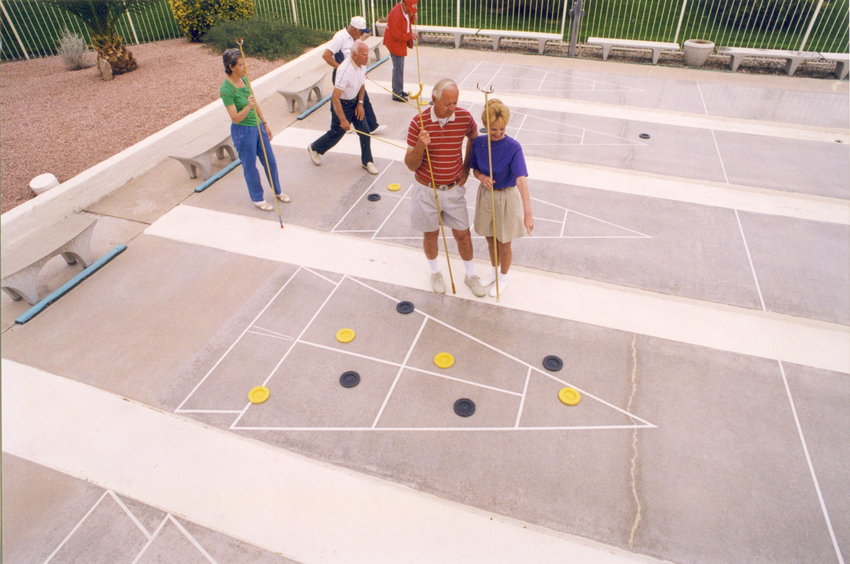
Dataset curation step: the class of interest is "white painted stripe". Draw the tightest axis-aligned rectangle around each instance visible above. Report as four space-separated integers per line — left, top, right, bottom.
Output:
778 361 846 564
3 360 667 564
42 490 111 564
735 209 766 311
145 205 850 374
274 127 850 225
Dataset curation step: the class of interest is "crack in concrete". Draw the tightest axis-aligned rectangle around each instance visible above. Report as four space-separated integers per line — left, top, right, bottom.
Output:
627 333 642 550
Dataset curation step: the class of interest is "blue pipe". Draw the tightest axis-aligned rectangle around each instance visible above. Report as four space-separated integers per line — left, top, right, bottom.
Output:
15 244 128 325
195 158 242 193
297 56 390 121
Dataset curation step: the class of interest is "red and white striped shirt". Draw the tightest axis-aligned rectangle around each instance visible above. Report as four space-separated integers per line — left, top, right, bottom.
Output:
407 107 477 186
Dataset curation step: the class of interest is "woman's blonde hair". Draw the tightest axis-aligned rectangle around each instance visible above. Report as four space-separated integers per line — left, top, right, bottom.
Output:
482 99 510 129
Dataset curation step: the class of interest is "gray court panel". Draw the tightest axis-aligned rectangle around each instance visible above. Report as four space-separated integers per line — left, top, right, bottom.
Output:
135 519 212 564
404 316 530 394
699 82 850 129
298 277 427 365
3 455 108 564
715 131 850 199
782 362 850 563
501 181 764 310
511 108 728 184
634 337 841 564
237 342 399 428
375 368 521 428
180 330 293 411
738 212 850 324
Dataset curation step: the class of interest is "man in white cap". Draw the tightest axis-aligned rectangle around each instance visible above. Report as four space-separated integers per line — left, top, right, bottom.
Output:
308 41 379 175
322 16 385 135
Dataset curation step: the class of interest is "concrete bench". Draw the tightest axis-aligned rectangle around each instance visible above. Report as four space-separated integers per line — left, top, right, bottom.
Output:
716 46 821 76
586 37 680 64
277 70 327 114
1 214 97 305
169 127 236 180
363 34 383 63
820 52 849 80
375 22 561 54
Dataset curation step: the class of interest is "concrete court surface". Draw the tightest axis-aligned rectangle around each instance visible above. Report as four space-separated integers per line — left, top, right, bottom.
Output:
2 45 849 564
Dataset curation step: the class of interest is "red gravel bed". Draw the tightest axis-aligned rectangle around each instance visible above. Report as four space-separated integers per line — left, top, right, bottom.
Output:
0 39 281 214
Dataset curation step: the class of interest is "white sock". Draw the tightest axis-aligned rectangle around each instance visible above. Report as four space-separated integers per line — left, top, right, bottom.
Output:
428 258 441 274
497 270 509 282
464 260 476 278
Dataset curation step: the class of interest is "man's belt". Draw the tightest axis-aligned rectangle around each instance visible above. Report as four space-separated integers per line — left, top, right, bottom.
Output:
417 178 458 191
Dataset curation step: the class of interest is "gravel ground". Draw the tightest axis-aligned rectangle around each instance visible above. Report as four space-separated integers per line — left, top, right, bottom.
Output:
0 39 280 214
1 36 841 214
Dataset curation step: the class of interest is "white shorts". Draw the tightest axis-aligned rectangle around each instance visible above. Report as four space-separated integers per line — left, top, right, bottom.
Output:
409 181 471 232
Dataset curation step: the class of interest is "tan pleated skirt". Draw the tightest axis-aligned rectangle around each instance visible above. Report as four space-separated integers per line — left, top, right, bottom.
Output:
473 184 526 243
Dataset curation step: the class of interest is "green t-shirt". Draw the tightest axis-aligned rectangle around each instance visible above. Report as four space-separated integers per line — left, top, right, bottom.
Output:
220 77 257 127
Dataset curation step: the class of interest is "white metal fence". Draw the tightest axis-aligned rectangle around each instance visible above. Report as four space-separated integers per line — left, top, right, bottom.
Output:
1 0 847 61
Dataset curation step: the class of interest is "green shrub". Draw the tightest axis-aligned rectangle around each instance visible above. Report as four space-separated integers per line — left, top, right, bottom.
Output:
169 0 255 42
698 0 818 32
204 16 332 60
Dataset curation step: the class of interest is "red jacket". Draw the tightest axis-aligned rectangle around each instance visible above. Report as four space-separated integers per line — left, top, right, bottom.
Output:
383 2 416 57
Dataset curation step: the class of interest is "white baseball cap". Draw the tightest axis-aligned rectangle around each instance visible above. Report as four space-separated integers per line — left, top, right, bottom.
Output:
350 16 370 33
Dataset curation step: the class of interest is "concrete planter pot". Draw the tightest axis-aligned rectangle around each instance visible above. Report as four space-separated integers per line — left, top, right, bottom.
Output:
684 39 715 68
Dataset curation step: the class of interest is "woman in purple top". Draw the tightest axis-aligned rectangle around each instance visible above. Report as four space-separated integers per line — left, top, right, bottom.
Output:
470 99 534 297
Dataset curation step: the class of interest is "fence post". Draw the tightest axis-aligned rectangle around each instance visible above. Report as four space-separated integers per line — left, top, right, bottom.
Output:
0 0 30 59
126 13 140 44
568 0 584 57
289 0 299 24
797 0 825 52
673 0 687 44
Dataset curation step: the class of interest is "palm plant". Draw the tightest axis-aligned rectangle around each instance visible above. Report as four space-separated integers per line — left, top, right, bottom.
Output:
42 1 160 74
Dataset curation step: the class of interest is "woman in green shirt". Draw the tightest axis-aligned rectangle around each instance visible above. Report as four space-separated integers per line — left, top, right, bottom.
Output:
221 48 289 210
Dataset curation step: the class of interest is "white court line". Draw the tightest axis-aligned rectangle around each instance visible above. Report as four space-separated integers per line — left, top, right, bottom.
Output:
735 209 766 311
404 365 524 397
130 514 170 564
175 266 303 412
247 330 294 342
778 361 846 564
710 129 730 184
230 271 344 429
168 514 219 564
330 167 393 232
346 275 655 427
109 490 154 540
696 81 710 116
42 490 111 564
515 367 532 428
251 326 294 340
302 266 341 285
372 183 413 239
372 316 428 427
233 425 655 432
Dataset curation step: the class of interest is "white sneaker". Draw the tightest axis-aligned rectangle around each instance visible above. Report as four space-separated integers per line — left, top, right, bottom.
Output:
307 144 321 166
371 125 388 135
363 162 379 175
480 270 497 287
464 275 486 298
489 278 508 297
431 272 446 294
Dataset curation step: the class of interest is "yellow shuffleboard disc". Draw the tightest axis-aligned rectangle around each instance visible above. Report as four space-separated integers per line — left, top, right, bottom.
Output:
249 386 270 404
419 99 430 106
434 352 455 369
388 183 401 191
558 387 581 406
336 328 356 343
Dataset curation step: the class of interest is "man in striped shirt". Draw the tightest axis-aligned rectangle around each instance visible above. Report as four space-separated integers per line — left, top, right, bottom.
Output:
405 78 486 297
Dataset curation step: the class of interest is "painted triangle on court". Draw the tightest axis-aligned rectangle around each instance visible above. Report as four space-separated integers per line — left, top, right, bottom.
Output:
232 273 654 431
463 61 642 93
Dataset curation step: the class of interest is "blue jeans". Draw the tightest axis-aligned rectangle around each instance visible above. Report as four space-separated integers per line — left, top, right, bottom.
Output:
310 98 373 166
390 53 405 97
231 123 281 202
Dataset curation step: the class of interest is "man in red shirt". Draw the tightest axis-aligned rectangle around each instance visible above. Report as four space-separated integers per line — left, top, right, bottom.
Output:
405 78 486 297
383 0 417 102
